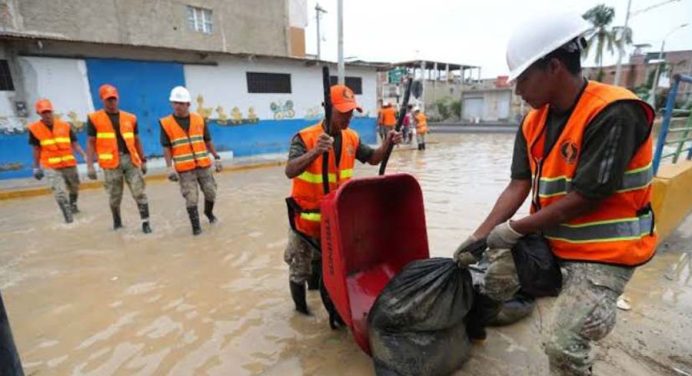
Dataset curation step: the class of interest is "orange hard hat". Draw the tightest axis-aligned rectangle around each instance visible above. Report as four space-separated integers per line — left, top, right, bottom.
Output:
331 84 362 113
99 84 119 100
35 98 53 114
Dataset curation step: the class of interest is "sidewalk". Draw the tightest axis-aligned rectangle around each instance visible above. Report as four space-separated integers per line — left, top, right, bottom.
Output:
0 152 286 200
429 122 518 133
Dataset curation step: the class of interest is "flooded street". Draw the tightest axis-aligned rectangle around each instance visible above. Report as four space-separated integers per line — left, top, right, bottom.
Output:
1 133 690 376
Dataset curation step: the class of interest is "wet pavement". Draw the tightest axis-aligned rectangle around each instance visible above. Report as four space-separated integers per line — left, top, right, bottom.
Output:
0 133 690 375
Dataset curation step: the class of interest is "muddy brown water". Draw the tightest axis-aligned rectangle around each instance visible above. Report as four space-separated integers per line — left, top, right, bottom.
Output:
0 133 690 375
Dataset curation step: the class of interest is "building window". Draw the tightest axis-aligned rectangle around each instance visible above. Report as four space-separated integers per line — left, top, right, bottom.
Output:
246 72 292 94
330 76 363 94
187 6 213 34
0 60 14 91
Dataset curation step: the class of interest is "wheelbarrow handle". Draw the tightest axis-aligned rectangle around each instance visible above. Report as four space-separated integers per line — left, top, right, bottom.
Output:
322 65 333 194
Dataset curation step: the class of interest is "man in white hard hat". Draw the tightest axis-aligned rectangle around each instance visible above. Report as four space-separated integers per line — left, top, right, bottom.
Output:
87 84 152 233
160 86 222 235
452 12 656 375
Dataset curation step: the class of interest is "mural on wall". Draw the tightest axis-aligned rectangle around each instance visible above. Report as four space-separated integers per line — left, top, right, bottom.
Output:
270 100 295 120
304 106 323 120
0 110 86 135
196 95 259 126
195 95 214 119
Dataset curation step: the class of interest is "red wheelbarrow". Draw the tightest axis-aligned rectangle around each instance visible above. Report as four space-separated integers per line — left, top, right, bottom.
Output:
320 173 430 354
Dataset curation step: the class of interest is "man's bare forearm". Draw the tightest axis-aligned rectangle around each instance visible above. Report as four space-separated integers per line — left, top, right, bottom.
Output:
163 147 173 167
285 149 320 179
86 137 96 167
473 179 531 238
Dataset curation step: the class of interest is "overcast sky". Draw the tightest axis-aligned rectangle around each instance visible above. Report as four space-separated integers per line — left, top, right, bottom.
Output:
304 0 692 78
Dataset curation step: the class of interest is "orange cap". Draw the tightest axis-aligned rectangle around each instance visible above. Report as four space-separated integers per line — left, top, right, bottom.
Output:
35 98 53 114
99 84 119 100
331 84 362 113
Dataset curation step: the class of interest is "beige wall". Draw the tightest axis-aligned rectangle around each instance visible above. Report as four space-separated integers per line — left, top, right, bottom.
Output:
2 0 290 57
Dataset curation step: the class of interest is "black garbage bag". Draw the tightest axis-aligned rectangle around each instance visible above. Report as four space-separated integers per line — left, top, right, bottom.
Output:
511 233 562 297
369 258 474 376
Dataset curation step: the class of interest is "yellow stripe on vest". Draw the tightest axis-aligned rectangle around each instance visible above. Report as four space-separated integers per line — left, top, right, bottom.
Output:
97 133 116 139
300 212 322 222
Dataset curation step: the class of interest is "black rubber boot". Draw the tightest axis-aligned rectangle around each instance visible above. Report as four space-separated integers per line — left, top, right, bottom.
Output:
187 206 202 236
138 203 152 234
69 193 79 213
204 200 217 223
307 259 321 290
58 200 74 224
111 206 123 230
466 290 503 343
422 142 426 150
417 143 423 150
290 281 310 315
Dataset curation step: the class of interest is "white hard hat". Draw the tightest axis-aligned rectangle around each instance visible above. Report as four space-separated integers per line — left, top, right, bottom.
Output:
169 86 191 103
506 11 590 82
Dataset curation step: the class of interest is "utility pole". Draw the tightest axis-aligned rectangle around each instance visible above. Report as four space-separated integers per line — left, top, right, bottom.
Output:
315 4 327 60
614 0 682 86
613 0 632 86
337 0 345 84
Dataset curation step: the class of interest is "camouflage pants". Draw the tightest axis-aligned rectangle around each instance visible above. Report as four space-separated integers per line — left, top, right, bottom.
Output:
103 154 147 208
178 167 217 208
481 249 634 375
284 229 319 284
544 262 633 376
46 166 80 205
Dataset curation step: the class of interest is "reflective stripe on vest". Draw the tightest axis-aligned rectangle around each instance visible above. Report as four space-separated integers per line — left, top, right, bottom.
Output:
296 168 354 184
300 212 322 222
544 214 653 244
537 163 653 198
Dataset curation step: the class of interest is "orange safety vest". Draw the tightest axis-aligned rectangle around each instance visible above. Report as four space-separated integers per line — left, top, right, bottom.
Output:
160 113 212 173
28 119 76 169
88 110 141 169
522 80 656 266
415 113 428 134
380 107 397 127
290 122 359 238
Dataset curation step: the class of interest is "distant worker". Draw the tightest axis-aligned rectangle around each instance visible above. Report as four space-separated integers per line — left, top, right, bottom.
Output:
402 104 413 144
284 84 403 315
28 99 86 223
413 107 428 150
377 102 397 142
160 86 222 236
452 12 656 376
86 84 152 233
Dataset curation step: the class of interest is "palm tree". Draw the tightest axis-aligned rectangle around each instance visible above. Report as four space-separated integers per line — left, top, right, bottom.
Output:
582 4 617 81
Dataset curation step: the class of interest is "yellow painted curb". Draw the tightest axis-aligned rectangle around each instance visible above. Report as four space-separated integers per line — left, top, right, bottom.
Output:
0 160 286 201
652 160 692 242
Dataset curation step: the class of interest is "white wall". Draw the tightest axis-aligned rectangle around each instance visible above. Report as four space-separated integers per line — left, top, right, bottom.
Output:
183 57 377 122
18 56 94 125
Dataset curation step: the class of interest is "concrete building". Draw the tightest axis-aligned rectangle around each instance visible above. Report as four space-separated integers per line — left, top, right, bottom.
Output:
379 60 480 120
583 49 692 105
0 0 379 180
461 76 522 124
